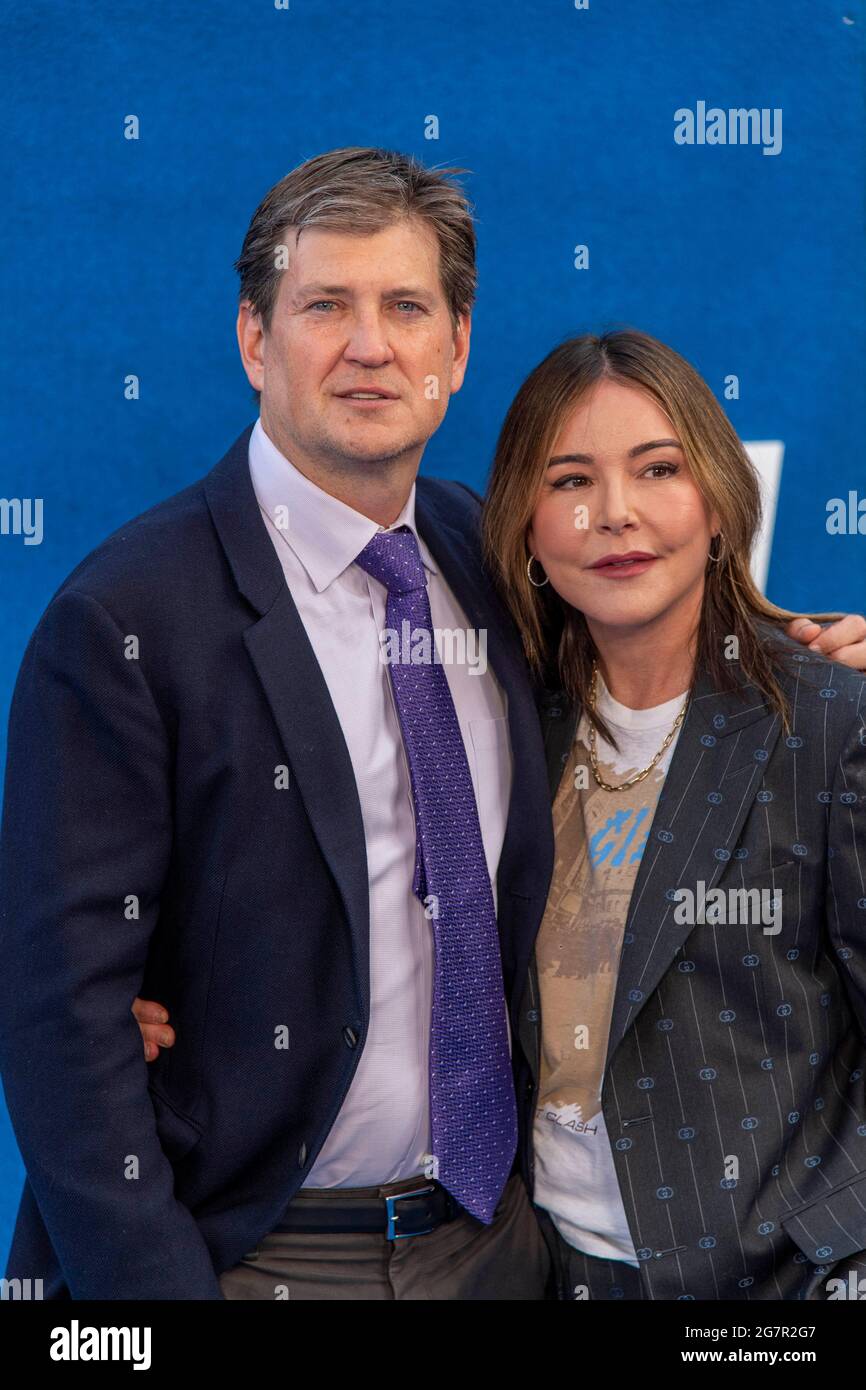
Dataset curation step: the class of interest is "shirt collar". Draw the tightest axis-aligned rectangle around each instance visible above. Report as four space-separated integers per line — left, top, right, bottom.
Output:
247 417 438 593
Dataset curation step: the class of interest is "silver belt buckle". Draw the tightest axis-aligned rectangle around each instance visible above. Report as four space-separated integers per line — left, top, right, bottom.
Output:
385 1183 437 1240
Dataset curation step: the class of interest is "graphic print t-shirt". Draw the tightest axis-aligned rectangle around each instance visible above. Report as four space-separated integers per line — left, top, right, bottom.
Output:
533 670 688 1264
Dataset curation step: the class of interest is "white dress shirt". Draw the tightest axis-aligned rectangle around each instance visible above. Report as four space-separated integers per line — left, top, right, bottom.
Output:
247 418 513 1187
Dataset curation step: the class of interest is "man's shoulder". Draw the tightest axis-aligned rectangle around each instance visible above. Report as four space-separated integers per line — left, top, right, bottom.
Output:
415 475 483 541
48 474 216 617
43 428 255 622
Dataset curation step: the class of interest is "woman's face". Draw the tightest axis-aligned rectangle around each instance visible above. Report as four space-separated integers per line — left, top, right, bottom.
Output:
527 379 721 638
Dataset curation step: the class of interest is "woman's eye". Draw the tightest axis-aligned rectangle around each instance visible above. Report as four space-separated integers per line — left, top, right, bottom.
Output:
644 463 679 479
550 463 679 490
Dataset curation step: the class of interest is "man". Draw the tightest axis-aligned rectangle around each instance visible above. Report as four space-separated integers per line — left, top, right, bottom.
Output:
0 147 863 1301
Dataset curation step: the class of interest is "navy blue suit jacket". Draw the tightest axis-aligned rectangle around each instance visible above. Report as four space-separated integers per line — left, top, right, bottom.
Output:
0 425 554 1299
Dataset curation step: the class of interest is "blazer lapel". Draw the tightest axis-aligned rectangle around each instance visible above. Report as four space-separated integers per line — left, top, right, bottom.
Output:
203 438 555 1009
204 426 371 997
532 653 787 1076
603 660 784 1070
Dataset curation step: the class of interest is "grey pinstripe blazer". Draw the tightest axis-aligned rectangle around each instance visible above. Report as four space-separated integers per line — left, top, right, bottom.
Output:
517 619 866 1299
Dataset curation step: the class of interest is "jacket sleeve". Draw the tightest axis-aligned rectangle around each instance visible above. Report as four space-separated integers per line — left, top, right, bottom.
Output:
0 588 224 1299
825 698 866 1045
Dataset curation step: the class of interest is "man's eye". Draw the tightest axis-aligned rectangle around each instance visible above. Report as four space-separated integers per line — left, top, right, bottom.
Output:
395 301 422 313
308 301 337 311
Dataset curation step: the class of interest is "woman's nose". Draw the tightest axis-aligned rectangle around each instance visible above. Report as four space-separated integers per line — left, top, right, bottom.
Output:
595 488 635 532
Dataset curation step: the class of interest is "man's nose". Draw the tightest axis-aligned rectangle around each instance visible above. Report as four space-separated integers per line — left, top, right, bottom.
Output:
343 311 394 365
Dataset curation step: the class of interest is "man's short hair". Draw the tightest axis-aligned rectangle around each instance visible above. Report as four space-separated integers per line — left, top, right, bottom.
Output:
234 146 478 347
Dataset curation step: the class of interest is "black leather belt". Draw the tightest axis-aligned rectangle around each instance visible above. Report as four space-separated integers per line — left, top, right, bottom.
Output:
273 1179 463 1240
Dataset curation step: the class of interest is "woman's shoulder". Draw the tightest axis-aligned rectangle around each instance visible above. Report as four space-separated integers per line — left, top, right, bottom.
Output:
755 617 866 703
752 619 866 757
529 620 866 733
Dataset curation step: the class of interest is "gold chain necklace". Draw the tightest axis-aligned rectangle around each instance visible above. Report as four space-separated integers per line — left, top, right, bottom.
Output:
587 660 690 792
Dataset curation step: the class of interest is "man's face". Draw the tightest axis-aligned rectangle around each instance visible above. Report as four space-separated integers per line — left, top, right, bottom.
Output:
238 218 470 476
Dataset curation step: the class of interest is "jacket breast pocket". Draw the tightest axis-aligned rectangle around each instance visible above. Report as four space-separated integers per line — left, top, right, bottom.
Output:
710 858 798 933
780 1168 866 1263
148 1083 206 1164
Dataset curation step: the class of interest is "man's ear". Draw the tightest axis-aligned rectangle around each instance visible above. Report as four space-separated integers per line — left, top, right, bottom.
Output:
237 301 265 393
449 312 471 395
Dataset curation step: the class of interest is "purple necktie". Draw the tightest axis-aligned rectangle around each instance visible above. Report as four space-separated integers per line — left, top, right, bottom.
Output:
354 525 517 1224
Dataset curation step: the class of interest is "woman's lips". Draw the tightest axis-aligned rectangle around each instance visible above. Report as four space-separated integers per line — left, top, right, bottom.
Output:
588 557 658 578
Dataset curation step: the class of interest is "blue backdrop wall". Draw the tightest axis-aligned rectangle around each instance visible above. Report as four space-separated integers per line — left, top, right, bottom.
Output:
0 0 863 1263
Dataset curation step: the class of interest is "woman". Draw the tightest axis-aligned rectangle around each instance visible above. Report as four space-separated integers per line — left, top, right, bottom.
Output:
131 330 866 1301
480 329 866 1300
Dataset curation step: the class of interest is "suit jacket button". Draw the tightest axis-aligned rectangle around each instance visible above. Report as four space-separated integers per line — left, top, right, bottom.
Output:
343 1025 359 1048
298 1143 307 1167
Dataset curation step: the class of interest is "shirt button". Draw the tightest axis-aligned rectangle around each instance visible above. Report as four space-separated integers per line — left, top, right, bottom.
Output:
298 1143 307 1168
343 1025 359 1048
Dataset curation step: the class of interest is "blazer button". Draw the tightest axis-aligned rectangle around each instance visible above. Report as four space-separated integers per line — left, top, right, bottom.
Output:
298 1143 307 1168
343 1025 359 1048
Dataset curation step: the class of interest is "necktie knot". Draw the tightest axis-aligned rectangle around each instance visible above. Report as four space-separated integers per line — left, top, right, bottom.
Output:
354 525 427 595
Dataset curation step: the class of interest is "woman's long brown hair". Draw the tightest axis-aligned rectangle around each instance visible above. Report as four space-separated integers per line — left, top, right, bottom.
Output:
481 330 843 748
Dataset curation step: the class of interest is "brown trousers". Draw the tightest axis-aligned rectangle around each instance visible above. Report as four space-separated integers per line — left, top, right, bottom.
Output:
218 1172 552 1300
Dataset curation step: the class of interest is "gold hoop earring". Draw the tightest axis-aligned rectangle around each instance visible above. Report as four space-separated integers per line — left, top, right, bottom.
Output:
527 554 549 588
707 531 727 565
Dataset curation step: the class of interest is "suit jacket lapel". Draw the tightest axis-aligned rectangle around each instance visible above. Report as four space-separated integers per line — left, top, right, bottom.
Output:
602 657 785 1069
203 436 554 1013
527 649 786 1077
204 426 371 998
